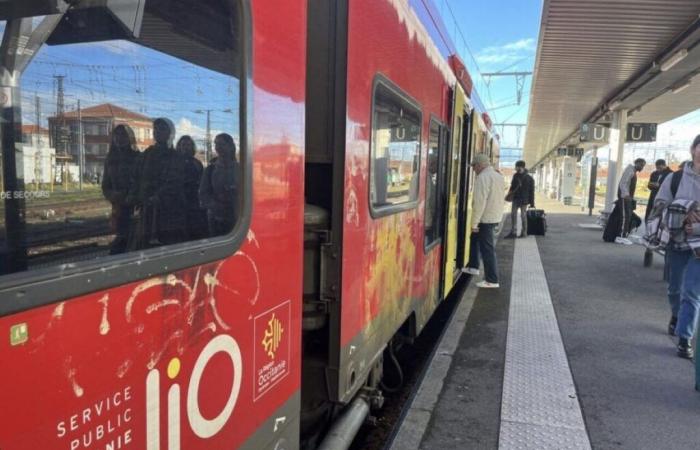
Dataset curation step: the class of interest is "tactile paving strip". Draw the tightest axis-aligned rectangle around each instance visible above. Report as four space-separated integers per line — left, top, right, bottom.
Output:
498 237 591 450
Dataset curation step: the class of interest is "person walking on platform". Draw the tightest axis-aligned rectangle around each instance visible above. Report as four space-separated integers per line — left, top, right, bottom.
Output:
645 159 672 222
463 153 505 288
654 135 700 360
505 160 535 238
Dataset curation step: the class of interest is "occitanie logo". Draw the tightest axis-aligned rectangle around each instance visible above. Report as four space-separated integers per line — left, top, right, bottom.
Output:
261 313 283 359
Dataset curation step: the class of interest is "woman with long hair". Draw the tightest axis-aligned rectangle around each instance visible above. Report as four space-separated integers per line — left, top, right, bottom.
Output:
101 124 140 254
176 135 208 239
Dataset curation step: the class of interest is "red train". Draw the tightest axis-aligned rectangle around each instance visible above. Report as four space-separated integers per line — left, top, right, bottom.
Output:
0 0 499 449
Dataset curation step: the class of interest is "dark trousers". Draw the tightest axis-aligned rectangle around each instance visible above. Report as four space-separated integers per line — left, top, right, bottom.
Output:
109 205 132 255
208 213 235 237
467 222 499 283
620 197 633 237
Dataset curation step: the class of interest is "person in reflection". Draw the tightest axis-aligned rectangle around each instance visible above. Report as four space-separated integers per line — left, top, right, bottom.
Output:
199 133 239 237
101 124 140 255
127 118 187 248
177 135 208 240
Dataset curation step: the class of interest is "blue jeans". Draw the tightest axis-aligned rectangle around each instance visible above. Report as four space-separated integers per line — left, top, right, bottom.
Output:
667 248 691 319
468 223 499 283
671 250 700 340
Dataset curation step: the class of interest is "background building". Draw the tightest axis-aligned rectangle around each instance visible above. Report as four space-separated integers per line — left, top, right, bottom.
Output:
49 103 154 179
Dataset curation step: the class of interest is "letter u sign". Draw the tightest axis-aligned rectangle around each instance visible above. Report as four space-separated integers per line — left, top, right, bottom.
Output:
630 125 643 141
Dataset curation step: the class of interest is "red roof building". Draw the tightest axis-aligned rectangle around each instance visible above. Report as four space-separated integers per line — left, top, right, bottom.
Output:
48 103 154 177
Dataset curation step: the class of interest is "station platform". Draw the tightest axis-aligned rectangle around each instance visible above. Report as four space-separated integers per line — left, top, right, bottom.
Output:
391 196 700 449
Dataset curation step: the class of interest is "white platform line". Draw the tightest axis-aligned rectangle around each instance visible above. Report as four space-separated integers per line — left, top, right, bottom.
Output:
498 237 591 450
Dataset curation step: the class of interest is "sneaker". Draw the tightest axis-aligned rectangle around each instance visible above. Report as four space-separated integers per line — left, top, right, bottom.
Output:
463 267 480 276
614 237 633 245
476 281 500 289
678 338 693 359
668 316 677 336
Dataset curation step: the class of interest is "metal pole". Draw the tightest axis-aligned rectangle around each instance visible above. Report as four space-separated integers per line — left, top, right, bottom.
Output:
588 147 598 216
77 100 83 191
604 109 627 213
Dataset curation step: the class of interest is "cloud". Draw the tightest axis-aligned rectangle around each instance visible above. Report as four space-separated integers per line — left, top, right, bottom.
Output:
476 38 536 69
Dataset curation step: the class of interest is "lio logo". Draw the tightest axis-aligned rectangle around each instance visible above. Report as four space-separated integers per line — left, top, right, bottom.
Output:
146 335 242 449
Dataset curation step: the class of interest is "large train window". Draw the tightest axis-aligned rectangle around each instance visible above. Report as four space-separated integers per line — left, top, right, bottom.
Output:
0 1 249 303
369 76 421 217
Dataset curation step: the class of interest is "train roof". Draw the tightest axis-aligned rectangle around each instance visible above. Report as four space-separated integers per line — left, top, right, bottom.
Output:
412 0 491 116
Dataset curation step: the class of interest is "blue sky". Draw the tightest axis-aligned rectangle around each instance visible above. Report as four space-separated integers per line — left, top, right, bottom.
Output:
436 0 543 149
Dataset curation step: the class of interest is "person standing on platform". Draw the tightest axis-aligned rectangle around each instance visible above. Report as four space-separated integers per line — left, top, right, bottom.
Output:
655 135 700 361
505 160 535 238
618 158 646 238
463 153 505 288
645 159 672 222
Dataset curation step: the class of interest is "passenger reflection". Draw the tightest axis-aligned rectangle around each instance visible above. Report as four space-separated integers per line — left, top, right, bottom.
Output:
102 124 140 255
199 133 239 237
176 135 208 240
127 118 187 248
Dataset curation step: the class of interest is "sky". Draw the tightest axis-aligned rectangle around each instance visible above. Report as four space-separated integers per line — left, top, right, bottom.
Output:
435 0 543 149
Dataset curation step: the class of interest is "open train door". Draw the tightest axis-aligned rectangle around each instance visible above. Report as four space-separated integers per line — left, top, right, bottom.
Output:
455 104 473 271
441 82 467 293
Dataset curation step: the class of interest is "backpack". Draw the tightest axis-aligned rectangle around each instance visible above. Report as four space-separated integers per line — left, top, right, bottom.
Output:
670 168 683 198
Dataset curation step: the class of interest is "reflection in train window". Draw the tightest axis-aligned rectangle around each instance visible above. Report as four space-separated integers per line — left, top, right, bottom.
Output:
369 79 421 212
0 0 244 277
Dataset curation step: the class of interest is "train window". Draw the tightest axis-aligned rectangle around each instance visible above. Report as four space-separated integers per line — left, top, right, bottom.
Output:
424 119 448 249
0 0 246 279
369 77 421 216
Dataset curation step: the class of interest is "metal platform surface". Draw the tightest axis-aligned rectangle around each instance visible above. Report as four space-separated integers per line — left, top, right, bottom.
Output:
498 237 590 449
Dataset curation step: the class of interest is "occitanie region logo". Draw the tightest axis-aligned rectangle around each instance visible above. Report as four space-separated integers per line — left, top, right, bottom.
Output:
261 313 284 359
253 301 291 400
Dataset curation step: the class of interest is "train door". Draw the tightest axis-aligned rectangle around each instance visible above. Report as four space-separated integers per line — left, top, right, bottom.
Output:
441 84 466 293
455 107 473 269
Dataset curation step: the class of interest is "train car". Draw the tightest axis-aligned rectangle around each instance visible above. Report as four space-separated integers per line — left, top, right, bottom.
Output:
0 0 499 449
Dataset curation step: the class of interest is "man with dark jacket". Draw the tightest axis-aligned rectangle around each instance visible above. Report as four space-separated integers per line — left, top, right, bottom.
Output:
505 160 535 238
645 159 672 221
127 118 188 248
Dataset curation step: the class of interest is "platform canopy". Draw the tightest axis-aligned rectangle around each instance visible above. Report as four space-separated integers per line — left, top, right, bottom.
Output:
524 0 700 165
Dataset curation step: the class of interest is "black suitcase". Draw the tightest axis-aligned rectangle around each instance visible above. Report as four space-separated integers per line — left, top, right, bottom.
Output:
527 209 547 235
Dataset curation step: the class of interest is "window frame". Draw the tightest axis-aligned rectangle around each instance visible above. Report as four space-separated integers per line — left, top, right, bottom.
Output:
0 0 253 317
368 74 423 219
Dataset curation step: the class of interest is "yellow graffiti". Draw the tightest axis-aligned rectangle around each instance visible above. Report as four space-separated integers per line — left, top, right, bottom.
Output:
262 313 284 359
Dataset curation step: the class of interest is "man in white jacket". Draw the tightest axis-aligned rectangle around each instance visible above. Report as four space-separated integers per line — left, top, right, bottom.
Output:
463 153 505 288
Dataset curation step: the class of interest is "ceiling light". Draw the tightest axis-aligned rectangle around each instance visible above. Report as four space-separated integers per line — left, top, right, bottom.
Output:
660 49 688 72
671 79 692 94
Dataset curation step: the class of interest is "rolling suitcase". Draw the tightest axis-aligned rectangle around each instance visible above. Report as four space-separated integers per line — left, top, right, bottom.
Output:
527 209 547 236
